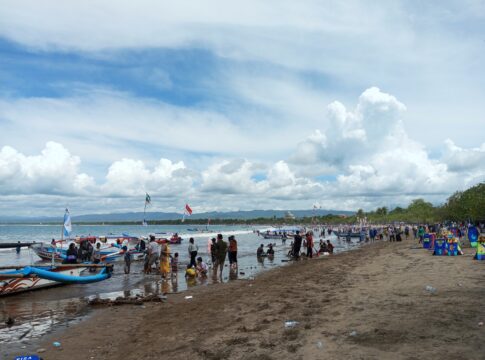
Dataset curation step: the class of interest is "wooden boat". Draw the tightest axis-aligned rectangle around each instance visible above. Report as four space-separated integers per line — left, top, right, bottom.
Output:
0 264 113 296
263 233 289 239
31 243 145 262
154 236 183 245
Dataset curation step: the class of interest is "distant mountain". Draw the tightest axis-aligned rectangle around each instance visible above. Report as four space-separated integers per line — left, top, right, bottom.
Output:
0 209 353 223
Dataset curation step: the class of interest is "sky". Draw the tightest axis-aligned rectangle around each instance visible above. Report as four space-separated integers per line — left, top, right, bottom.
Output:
0 0 484 217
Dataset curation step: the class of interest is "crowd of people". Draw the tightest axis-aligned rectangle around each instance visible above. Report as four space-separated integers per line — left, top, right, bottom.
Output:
53 221 481 287
139 233 237 280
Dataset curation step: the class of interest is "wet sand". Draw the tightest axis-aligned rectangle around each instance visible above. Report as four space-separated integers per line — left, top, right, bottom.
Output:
38 240 484 359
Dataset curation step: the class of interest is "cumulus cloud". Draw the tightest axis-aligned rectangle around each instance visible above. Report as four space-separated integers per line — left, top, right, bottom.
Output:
291 87 484 199
200 158 323 201
201 159 265 195
0 142 95 195
442 139 485 172
103 158 193 197
291 87 406 167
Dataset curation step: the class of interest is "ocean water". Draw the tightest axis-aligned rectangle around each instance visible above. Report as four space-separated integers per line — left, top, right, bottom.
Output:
0 224 359 357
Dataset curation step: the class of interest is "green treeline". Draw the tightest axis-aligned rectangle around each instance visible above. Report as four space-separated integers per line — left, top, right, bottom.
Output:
355 182 485 224
71 182 484 226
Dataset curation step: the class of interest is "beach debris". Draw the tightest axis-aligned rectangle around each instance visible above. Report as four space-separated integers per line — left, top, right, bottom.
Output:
5 316 15 326
52 341 61 347
37 348 46 353
425 285 436 294
88 294 166 307
478 322 483 327
184 295 193 300
316 341 324 349
349 330 358 337
284 321 299 328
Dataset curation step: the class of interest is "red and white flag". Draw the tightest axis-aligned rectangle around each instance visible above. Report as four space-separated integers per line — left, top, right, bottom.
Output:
185 203 193 215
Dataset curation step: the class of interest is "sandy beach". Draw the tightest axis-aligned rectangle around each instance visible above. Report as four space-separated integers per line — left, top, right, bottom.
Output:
39 239 484 360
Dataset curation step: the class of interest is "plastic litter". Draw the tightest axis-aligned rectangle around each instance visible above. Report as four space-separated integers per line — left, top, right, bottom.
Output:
478 322 483 327
184 295 193 300
316 341 324 349
284 321 299 328
425 285 436 294
53 341 61 347
349 330 358 337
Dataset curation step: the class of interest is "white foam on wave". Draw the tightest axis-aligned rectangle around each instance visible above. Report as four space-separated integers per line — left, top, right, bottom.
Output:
178 229 255 239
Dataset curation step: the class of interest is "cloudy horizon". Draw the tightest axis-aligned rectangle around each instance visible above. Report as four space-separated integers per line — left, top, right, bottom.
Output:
0 0 484 217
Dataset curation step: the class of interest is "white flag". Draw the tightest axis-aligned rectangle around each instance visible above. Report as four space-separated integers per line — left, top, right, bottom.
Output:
63 209 72 237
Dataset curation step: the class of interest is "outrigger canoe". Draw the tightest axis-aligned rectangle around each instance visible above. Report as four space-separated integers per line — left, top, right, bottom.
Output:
0 264 113 296
31 243 145 263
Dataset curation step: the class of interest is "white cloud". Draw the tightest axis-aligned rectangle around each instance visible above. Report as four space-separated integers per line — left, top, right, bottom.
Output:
442 139 485 172
200 158 323 201
0 141 95 195
103 158 193 197
291 87 484 200
0 89 293 172
291 87 406 167
1 0 484 152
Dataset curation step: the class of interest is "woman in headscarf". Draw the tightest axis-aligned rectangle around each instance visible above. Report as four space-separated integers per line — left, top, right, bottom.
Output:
160 240 171 279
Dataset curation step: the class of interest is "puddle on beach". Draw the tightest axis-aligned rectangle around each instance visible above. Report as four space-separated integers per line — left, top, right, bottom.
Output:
0 233 359 358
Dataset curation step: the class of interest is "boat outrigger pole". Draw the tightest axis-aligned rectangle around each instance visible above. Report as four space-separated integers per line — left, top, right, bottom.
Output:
0 242 37 249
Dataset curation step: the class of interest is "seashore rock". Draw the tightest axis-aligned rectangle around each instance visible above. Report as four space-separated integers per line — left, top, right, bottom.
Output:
88 294 167 307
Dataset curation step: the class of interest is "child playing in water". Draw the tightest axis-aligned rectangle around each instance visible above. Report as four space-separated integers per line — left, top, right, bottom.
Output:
185 264 196 278
171 252 179 278
196 256 208 276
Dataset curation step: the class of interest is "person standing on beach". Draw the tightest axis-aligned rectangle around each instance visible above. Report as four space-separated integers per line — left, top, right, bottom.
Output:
305 231 314 258
210 238 217 265
326 240 334 254
147 236 160 274
188 237 198 268
170 252 179 279
293 231 302 260
418 226 425 244
123 246 131 274
160 241 170 279
228 235 238 269
214 234 227 275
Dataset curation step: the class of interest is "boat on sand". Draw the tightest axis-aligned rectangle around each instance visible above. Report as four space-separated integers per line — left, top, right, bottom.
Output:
0 264 113 296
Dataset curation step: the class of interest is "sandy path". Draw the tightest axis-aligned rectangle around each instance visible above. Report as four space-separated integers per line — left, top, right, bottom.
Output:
41 240 484 359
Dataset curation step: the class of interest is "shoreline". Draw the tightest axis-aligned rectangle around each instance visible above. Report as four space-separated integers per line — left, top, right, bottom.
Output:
32 239 485 359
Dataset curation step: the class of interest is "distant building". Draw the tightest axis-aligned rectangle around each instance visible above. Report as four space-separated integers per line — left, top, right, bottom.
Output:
285 211 296 220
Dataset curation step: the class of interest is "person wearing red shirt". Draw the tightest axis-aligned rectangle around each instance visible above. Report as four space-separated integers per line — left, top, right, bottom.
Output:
305 231 314 258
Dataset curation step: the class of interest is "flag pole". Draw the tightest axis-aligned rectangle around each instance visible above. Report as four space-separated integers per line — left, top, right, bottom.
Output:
143 193 150 226
143 201 147 225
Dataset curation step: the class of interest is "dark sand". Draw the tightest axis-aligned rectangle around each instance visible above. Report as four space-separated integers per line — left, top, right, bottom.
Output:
40 240 484 359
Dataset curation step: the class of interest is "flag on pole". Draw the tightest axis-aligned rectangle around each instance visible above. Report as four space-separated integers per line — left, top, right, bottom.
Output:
185 204 193 215
63 209 72 238
145 193 151 205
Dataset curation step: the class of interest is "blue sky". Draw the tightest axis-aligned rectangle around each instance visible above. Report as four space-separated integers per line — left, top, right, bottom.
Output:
0 0 484 216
